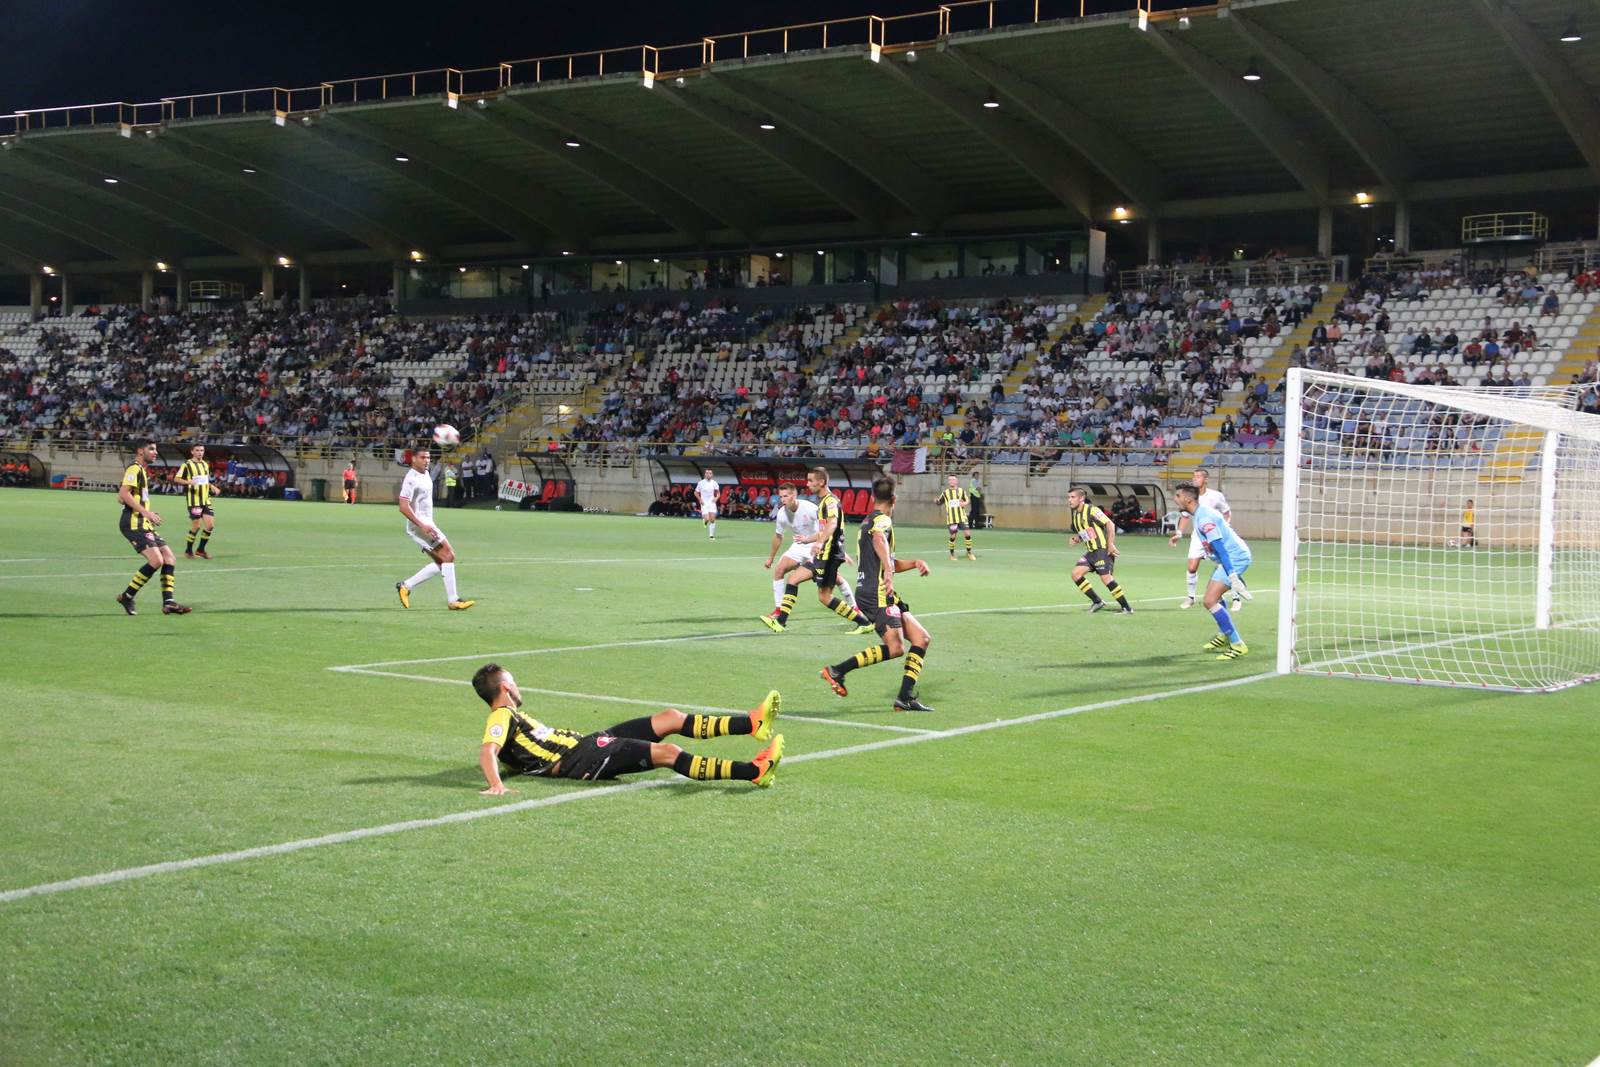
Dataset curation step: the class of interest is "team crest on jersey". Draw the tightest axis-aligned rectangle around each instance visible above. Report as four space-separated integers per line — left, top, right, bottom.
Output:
1201 522 1218 535
595 735 613 747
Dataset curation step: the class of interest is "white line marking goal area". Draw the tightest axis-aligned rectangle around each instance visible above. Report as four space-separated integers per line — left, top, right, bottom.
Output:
0 672 1277 906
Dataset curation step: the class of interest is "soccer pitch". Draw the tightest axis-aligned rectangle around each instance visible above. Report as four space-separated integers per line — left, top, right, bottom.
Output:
2 490 1598 1066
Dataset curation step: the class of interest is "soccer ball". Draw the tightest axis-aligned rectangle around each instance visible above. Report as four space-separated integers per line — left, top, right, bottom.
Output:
432 424 461 448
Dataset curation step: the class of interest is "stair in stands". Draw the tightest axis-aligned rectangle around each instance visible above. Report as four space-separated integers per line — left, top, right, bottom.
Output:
936 293 1107 441
1478 297 1600 485
1168 283 1348 471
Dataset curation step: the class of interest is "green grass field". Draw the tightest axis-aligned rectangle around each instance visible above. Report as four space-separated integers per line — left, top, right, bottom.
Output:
2 488 1598 1066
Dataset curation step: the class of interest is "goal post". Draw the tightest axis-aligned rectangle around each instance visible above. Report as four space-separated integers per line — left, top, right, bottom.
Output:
1277 368 1600 692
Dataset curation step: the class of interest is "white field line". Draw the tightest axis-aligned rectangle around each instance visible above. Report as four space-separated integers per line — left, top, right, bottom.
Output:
0 555 751 582
328 589 1282 671
332 667 935 736
0 671 1277 905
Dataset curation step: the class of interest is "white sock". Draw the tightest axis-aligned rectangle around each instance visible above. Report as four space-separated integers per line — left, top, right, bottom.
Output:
1186 571 1198 597
708 522 716 538
405 562 440 589
441 562 459 602
773 578 787 607
838 582 856 606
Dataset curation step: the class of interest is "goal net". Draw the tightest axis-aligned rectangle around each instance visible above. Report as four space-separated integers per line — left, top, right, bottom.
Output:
1278 368 1600 692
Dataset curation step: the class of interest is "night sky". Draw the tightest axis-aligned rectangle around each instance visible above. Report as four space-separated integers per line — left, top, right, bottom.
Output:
0 0 1040 114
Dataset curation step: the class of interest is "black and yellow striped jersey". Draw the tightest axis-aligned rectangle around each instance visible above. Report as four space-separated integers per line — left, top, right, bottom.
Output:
855 512 896 606
119 463 153 532
176 458 212 508
1069 502 1114 551
482 706 583 775
937 487 970 525
816 490 845 561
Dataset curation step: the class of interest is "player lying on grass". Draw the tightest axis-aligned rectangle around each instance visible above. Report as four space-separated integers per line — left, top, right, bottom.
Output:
472 663 785 794
1172 483 1254 661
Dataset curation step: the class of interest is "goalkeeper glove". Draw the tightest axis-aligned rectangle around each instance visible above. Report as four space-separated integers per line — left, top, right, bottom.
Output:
1228 574 1253 601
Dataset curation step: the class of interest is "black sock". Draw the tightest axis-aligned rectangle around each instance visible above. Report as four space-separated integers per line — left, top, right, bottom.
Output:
160 563 175 604
1105 578 1130 609
194 529 210 552
123 563 157 599
774 584 799 624
835 643 890 676
1075 576 1103 604
185 530 197 552
898 644 927 700
683 713 752 739
672 751 756 781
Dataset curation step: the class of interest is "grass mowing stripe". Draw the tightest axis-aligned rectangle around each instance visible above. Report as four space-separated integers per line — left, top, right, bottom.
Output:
0 671 1275 905
0 555 750 581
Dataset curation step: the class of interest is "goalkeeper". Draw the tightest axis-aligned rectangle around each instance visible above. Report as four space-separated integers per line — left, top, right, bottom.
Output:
1173 484 1254 661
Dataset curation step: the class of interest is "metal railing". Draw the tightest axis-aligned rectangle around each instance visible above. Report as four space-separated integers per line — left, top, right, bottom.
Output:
1534 241 1599 278
0 2 1220 137
1116 257 1345 292
1461 212 1549 245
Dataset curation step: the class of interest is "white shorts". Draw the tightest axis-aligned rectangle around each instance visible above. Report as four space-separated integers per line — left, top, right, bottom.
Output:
408 524 447 553
700 505 718 519
780 543 816 567
1187 530 1207 561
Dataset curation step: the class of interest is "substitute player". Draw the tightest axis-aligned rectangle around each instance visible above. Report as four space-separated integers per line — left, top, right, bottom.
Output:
820 476 935 712
472 663 784 791
1173 483 1254 660
764 470 874 634
1460 498 1475 548
173 442 218 559
395 446 474 611
936 474 977 561
114 440 190 615
1068 486 1132 614
1169 467 1242 610
695 468 720 539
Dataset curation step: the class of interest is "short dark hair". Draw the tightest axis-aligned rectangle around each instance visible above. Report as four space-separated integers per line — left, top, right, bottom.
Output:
471 663 506 706
808 466 829 484
872 476 896 503
1174 484 1199 500
1069 485 1091 500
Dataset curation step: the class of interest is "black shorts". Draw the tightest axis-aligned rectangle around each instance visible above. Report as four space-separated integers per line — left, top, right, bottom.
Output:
188 505 215 520
551 716 658 781
1076 548 1114 575
947 521 969 533
859 595 909 636
122 527 168 554
810 553 845 590
1461 526 1474 534
344 480 357 490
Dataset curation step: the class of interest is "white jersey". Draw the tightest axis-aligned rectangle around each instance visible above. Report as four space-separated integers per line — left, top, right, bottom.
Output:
773 499 820 544
400 467 435 534
695 478 720 510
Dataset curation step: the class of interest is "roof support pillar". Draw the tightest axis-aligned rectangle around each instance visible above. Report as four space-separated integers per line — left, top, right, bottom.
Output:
175 268 188 311
59 273 73 315
1317 205 1333 257
261 266 275 306
140 270 154 312
300 265 312 312
30 273 43 321
1394 200 1411 254
393 265 405 306
1147 216 1162 266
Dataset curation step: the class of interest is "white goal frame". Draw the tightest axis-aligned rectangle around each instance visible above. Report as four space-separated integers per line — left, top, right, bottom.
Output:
1277 368 1600 693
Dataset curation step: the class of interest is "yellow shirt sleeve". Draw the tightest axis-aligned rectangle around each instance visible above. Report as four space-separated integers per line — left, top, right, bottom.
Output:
482 707 513 747
871 514 893 535
1092 507 1112 528
122 465 141 487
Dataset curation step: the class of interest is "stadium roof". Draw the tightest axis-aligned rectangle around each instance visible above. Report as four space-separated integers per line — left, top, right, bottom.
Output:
0 0 1596 275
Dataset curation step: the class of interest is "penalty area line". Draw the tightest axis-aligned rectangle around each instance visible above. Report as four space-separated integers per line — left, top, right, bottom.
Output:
0 670 1275 906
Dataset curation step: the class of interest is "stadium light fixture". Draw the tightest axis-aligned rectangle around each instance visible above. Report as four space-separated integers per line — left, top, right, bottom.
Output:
982 91 1000 109
520 264 530 270
458 266 467 273
393 153 410 162
1560 15 1581 41
675 77 686 86
759 122 777 131
564 140 581 148
1354 191 1371 205
1242 58 1263 82
561 250 573 256
241 167 257 174
652 257 661 263
1112 205 1129 219
155 261 169 272
41 265 54 275
277 256 292 267
909 231 922 237
1178 15 1191 29
615 259 624 266
103 177 119 184
775 251 784 258
409 250 425 261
